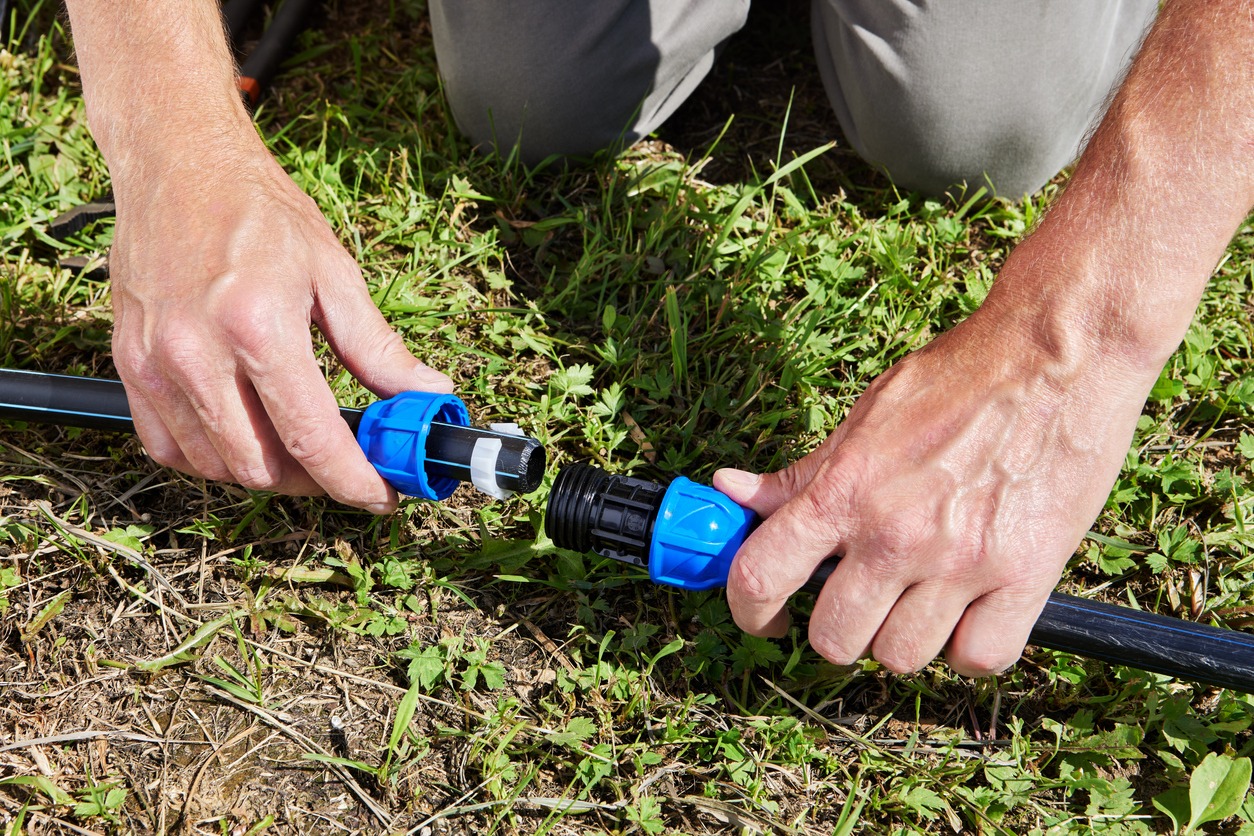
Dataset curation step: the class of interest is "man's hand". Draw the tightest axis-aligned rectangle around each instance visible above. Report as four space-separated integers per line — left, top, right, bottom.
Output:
719 0 1252 675
715 297 1148 676
65 0 452 511
109 147 453 512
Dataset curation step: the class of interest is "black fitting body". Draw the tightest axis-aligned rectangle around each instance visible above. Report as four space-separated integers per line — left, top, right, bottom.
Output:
547 463 666 566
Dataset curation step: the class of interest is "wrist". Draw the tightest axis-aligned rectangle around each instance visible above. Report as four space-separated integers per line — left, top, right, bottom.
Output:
91 98 261 183
965 243 1170 412
66 0 259 185
978 212 1198 391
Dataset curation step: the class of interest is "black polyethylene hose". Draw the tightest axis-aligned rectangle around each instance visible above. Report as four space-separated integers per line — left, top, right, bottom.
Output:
421 422 544 494
1031 593 1254 693
806 559 1254 692
0 368 135 432
548 464 1254 693
0 369 543 495
222 0 264 46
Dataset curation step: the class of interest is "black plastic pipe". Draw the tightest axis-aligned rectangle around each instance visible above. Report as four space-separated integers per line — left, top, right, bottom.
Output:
806 561 1254 693
549 464 1254 694
221 0 265 48
0 368 542 495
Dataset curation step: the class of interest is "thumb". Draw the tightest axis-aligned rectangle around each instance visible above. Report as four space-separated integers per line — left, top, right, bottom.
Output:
713 468 789 517
317 267 455 397
714 426 848 517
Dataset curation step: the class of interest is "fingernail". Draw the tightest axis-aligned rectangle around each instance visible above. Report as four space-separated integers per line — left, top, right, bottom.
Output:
718 468 761 489
414 363 455 394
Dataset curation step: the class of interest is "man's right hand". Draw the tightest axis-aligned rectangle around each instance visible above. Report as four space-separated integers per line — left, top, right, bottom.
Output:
109 145 453 512
64 0 452 512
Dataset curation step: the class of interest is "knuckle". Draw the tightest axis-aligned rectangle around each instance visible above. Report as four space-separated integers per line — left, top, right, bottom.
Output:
370 325 410 359
152 320 209 365
143 438 184 470
873 639 929 675
218 295 285 356
947 644 1018 678
727 555 777 608
115 343 173 400
796 452 869 522
869 513 931 565
284 421 342 473
352 328 414 386
185 451 231 483
231 459 284 492
808 628 857 667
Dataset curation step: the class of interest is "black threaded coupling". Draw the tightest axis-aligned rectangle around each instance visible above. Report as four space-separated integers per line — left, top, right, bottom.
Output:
546 463 667 566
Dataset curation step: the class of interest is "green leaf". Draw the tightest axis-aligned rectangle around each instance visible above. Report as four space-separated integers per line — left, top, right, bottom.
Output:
464 658 507 690
730 634 784 675
626 796 666 834
1239 432 1254 461
0 775 74 806
1150 370 1184 401
21 588 70 643
1085 531 1151 552
547 716 598 749
644 637 685 674
1186 753 1251 832
101 523 153 552
198 674 261 705
0 565 22 616
551 363 595 399
383 680 422 776
1161 698 1216 753
1160 464 1201 504
303 753 379 774
376 556 415 590
401 644 446 690
362 613 406 636
1153 754 1252 834
73 784 126 817
899 784 947 821
135 612 239 672
576 743 615 788
1153 786 1190 833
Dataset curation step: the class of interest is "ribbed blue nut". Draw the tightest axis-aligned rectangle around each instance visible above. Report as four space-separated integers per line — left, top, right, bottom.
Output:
649 477 757 591
355 391 470 500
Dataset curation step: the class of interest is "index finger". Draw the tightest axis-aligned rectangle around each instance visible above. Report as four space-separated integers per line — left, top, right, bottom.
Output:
726 487 845 637
246 332 398 513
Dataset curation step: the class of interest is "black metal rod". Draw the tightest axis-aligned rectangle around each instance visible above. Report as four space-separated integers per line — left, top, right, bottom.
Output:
806 559 1254 692
0 368 543 494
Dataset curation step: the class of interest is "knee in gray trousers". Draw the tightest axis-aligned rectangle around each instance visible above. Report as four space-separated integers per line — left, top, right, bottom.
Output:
811 0 1158 196
431 1 1157 196
429 0 749 164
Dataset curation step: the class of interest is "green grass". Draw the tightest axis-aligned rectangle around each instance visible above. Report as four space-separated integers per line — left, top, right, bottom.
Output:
2 3 1254 834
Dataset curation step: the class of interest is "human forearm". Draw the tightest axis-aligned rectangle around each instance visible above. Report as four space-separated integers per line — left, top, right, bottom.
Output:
720 0 1254 678
982 0 1253 381
65 0 260 181
62 1 454 510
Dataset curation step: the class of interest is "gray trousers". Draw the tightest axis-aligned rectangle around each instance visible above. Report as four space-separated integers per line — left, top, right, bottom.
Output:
429 1 1158 196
